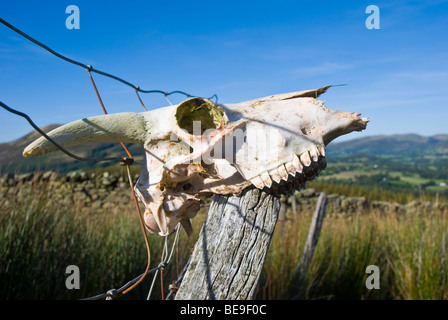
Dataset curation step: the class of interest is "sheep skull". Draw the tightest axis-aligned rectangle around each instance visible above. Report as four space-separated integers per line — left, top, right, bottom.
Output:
23 85 369 236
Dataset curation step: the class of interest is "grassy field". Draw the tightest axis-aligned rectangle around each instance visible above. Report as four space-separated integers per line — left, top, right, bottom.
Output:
260 202 448 300
1 174 448 300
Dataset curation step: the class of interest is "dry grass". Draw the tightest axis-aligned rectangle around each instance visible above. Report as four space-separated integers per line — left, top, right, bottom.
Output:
1 175 448 299
258 198 448 300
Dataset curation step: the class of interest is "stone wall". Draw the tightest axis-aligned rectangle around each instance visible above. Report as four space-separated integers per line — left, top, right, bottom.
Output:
284 188 448 217
0 171 138 212
1 172 446 216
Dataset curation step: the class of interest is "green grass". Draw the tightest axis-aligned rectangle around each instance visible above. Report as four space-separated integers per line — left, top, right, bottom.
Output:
1 175 448 300
388 171 432 185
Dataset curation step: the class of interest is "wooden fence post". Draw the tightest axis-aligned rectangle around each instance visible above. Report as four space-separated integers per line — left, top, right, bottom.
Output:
171 187 280 300
290 192 328 299
291 194 297 221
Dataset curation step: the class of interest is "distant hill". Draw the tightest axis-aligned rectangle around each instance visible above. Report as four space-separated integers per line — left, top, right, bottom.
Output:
326 133 448 158
1 126 447 175
322 133 448 197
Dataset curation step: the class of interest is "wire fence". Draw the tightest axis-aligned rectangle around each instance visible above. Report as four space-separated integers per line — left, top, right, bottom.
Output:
0 18 218 103
0 17 212 300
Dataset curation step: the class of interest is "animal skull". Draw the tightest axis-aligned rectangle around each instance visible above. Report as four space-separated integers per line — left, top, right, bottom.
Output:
23 85 369 236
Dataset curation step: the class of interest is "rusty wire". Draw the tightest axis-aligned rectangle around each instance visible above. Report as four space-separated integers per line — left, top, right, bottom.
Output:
119 164 151 296
86 68 134 160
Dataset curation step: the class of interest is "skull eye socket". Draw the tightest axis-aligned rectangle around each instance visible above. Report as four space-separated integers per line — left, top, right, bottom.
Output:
175 97 228 135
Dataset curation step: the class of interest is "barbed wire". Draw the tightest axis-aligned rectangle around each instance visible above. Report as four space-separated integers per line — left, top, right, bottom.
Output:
0 17 203 300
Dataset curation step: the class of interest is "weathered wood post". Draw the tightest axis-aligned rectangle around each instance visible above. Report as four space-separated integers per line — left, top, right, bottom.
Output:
172 187 280 300
290 192 328 299
299 192 328 270
291 194 297 221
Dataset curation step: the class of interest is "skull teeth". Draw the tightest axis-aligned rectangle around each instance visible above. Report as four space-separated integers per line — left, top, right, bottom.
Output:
249 149 325 192
285 161 296 177
318 145 326 157
310 147 319 162
250 175 265 189
292 154 303 173
278 164 289 181
268 167 282 184
267 164 290 183
300 152 311 167
259 171 273 188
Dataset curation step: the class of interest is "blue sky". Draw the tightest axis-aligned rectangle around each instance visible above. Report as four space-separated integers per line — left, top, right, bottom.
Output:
0 0 447 143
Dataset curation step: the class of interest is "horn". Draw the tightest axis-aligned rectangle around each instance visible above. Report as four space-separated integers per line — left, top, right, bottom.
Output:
23 112 148 157
274 85 332 101
243 85 332 104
